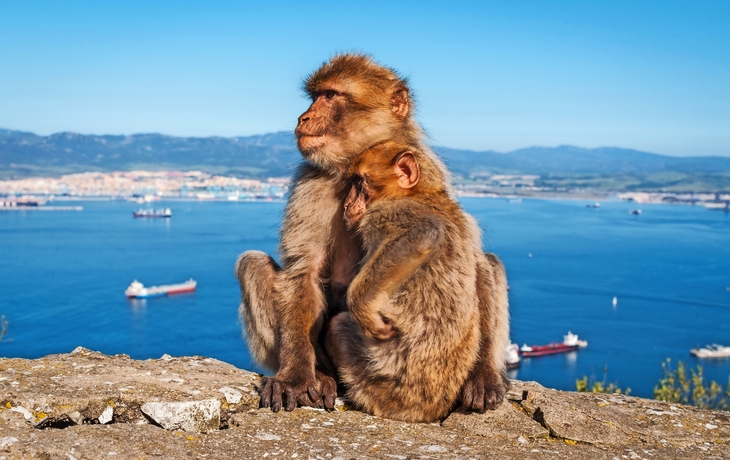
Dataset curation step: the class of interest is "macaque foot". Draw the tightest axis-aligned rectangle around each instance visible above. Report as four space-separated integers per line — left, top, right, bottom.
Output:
258 371 337 412
459 369 510 413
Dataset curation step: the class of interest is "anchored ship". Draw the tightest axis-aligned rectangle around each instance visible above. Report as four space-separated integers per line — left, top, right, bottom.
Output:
520 332 588 357
690 344 730 358
505 343 521 369
125 279 196 298
133 208 171 218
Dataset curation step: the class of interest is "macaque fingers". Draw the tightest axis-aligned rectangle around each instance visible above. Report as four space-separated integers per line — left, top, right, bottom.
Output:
459 369 507 412
258 373 333 412
271 380 283 413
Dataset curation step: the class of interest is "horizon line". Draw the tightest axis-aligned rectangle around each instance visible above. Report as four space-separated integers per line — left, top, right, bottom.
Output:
1 126 726 159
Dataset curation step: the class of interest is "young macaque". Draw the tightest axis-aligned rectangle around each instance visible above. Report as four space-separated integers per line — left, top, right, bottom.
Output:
326 140 485 422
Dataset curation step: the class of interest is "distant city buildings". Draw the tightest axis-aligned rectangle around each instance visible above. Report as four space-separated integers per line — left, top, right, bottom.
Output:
0 171 290 201
618 192 730 208
0 171 728 210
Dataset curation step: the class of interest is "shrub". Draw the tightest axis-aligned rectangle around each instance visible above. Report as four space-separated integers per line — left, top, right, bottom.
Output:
653 359 729 411
575 365 631 395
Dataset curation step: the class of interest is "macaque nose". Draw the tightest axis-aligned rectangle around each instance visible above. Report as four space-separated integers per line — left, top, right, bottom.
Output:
297 113 311 126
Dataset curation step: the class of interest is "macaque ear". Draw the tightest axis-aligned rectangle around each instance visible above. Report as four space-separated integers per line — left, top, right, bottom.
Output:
394 152 420 189
390 86 409 120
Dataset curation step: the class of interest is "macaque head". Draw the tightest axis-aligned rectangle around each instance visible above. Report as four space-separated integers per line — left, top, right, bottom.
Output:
344 140 447 228
295 54 415 173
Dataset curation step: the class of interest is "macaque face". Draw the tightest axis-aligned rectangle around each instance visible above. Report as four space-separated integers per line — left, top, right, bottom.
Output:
295 85 396 172
343 146 423 229
295 55 412 173
295 88 347 158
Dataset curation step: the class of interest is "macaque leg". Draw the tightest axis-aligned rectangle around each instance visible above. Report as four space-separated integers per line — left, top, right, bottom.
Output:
236 250 281 372
460 252 511 412
237 250 337 412
485 252 511 389
325 312 369 385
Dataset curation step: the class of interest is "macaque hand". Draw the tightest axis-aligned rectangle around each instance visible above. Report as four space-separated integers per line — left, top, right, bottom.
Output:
258 370 337 412
361 313 397 341
459 367 509 413
349 290 396 340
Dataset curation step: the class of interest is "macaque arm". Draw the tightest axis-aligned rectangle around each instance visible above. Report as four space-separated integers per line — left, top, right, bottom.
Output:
347 213 444 340
260 166 342 412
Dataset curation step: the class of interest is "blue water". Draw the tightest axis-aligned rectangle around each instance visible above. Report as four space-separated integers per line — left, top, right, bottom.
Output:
1 198 729 398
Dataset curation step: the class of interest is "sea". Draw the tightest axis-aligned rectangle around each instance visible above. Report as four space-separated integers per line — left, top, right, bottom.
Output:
1 197 729 398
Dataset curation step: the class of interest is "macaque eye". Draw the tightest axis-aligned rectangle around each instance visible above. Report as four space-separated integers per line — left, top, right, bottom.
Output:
325 90 337 99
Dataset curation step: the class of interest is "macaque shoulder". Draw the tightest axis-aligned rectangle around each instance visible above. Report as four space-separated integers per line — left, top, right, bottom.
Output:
359 199 446 247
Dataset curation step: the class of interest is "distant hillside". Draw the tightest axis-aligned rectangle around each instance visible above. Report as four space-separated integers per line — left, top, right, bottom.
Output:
435 145 730 177
0 129 299 179
2 129 730 191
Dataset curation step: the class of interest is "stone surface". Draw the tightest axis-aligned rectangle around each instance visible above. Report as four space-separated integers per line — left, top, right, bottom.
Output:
218 386 243 404
141 399 221 433
98 405 114 424
0 348 728 459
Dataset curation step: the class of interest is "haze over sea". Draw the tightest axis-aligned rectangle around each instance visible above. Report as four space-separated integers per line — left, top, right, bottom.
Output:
1 198 729 398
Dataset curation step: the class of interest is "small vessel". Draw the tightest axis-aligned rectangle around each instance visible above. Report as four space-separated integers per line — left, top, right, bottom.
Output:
586 202 600 208
690 344 730 358
125 279 196 298
520 332 587 357
1 198 47 207
133 208 171 218
505 343 521 369
705 202 729 211
629 209 642 215
612 296 618 307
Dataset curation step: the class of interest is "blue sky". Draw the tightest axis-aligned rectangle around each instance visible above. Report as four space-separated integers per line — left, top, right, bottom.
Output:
0 0 728 156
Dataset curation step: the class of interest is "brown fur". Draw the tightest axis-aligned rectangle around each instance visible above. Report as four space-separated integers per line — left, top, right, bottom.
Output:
236 54 509 415
326 141 486 422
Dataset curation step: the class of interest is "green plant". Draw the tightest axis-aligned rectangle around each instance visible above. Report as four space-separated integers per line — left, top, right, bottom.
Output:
576 365 631 395
653 359 730 410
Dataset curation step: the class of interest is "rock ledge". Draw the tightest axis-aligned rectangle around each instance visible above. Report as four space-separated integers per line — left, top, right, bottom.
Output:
0 348 728 459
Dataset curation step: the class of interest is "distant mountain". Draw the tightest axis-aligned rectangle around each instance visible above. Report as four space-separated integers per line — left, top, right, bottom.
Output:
0 129 299 179
2 128 730 182
435 145 730 177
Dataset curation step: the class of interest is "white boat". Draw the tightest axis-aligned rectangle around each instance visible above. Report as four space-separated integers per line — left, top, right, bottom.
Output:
705 202 729 211
505 343 521 369
690 344 730 358
563 331 588 348
133 208 171 218
125 279 197 298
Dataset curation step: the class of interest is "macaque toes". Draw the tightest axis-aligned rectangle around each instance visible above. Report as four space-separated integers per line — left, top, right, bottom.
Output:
326 140 506 422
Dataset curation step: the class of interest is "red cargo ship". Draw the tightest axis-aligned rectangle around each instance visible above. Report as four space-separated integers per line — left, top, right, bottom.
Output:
519 332 587 357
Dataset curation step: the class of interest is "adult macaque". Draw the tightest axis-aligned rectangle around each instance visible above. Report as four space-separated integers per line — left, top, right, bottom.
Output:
236 54 509 414
325 140 501 422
